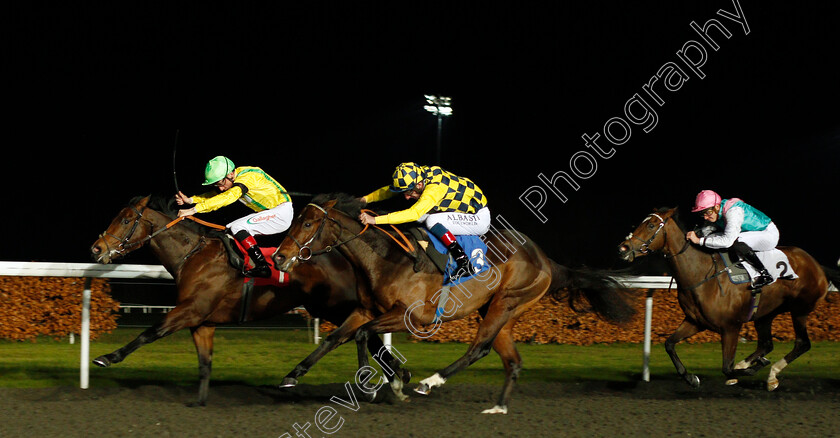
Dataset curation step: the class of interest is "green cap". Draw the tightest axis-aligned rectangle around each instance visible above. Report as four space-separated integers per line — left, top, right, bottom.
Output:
202 156 235 185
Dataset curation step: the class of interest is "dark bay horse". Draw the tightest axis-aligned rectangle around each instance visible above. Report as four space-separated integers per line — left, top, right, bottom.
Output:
272 193 636 414
617 207 832 390
89 195 408 405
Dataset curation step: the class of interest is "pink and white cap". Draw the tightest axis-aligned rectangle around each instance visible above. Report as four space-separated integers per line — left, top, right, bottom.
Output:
691 190 721 212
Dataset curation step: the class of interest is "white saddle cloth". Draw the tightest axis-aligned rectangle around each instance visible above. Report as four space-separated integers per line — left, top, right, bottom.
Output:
741 249 798 285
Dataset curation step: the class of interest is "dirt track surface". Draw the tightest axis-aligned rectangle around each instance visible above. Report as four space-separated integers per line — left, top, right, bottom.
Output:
2 377 839 438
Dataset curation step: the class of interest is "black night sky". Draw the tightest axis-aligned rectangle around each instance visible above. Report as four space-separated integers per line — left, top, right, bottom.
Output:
4 1 838 272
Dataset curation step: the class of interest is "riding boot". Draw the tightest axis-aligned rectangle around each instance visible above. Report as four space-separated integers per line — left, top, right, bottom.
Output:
429 224 476 281
237 233 272 278
731 242 773 289
447 240 476 281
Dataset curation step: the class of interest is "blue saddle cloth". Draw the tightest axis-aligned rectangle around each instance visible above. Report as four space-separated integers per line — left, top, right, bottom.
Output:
427 232 491 286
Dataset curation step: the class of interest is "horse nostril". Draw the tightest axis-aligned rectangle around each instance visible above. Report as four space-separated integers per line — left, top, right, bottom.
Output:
91 245 101 255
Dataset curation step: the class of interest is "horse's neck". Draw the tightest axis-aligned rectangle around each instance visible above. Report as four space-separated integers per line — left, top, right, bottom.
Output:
337 220 422 289
663 221 714 286
146 214 208 273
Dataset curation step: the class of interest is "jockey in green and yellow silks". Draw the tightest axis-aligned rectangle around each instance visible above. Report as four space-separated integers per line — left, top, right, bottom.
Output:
359 162 490 280
175 155 293 279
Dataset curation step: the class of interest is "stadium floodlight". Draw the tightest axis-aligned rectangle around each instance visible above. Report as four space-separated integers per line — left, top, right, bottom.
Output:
423 95 453 164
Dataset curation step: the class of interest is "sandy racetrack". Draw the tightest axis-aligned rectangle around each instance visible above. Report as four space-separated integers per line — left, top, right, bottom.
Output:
2 376 839 438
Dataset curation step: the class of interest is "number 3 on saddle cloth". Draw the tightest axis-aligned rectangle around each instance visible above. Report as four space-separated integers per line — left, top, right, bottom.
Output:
720 248 799 286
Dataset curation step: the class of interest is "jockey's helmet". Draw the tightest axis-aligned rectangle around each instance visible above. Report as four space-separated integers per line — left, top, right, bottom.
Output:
691 189 721 212
203 156 235 185
389 162 425 192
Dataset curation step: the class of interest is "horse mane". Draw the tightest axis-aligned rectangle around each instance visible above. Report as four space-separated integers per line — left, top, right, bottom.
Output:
656 206 688 233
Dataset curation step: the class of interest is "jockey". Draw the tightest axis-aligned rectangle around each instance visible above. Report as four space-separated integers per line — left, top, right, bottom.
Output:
359 162 490 281
174 155 293 278
685 189 777 288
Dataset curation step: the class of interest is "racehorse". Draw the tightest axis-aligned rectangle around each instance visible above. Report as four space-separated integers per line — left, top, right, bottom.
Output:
617 207 832 391
272 193 636 414
89 195 409 405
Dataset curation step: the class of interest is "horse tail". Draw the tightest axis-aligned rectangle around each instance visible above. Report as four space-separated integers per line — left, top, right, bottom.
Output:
547 259 636 324
822 264 840 293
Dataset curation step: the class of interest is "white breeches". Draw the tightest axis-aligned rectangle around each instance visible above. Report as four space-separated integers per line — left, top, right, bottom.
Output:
738 222 779 252
421 207 491 236
227 202 294 237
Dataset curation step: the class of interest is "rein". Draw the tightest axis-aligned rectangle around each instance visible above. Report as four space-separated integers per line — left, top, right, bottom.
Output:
626 213 690 260
99 205 226 258
628 213 724 294
290 203 414 262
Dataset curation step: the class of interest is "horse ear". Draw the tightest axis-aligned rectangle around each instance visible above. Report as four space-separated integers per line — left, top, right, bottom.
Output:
323 199 338 209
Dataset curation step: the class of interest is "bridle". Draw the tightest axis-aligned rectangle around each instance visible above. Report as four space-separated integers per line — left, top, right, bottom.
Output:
98 205 151 257
625 213 689 259
288 203 362 261
287 202 414 262
98 203 225 259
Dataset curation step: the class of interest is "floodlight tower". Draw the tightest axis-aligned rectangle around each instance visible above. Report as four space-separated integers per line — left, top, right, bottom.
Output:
424 95 452 164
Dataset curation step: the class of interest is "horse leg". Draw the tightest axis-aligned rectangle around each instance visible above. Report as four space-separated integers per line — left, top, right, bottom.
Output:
279 310 371 389
767 313 811 391
480 320 521 415
364 333 411 402
189 325 215 407
664 318 703 388
92 304 203 367
415 300 513 399
733 316 774 377
720 326 745 385
352 307 417 402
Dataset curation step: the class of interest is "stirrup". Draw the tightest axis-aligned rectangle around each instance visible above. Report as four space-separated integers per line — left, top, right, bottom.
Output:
244 264 272 278
450 259 476 282
750 272 773 289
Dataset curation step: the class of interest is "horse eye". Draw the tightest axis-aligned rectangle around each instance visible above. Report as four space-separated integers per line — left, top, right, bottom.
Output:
304 222 312 228
123 219 131 225
647 223 655 229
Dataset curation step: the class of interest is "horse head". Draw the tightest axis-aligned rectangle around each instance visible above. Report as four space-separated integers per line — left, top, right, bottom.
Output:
273 194 361 273
617 207 680 262
90 195 181 264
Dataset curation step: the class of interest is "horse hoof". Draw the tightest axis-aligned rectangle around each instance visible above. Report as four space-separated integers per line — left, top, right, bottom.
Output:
767 379 779 391
481 405 508 415
399 369 412 384
278 377 298 389
92 356 111 367
414 383 431 395
686 374 700 389
366 390 378 403
725 378 739 386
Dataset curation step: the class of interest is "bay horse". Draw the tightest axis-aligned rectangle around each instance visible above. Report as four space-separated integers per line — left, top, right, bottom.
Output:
89 195 409 405
272 193 636 414
617 207 832 391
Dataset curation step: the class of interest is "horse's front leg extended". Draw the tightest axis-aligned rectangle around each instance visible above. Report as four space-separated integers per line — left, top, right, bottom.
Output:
664 319 703 388
279 310 371 388
92 305 202 367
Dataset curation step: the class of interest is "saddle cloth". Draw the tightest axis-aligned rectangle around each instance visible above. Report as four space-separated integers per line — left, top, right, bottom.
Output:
225 236 287 287
720 248 798 286
407 227 491 287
